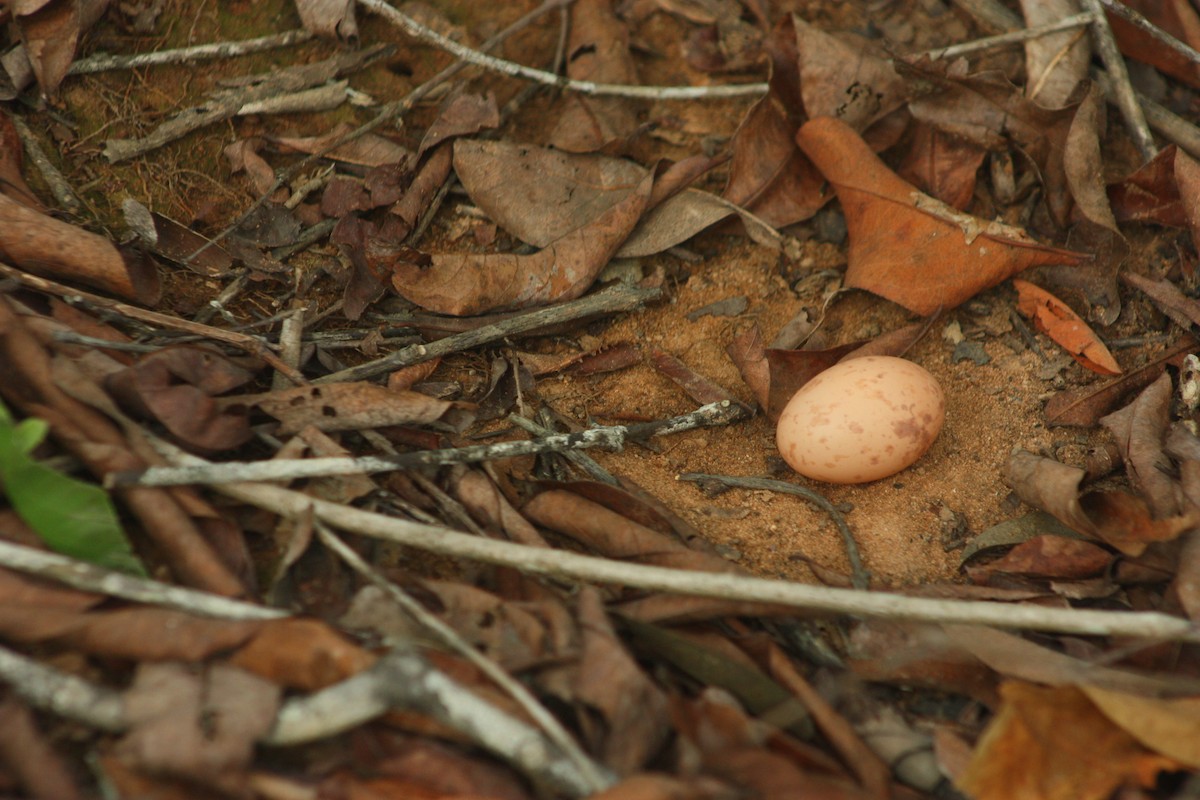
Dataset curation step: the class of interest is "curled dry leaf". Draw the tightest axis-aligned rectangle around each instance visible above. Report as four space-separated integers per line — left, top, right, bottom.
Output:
389 172 653 315
245 382 475 435
1099 373 1178 518
896 121 987 210
294 0 358 41
1005 450 1196 556
1107 144 1187 227
1013 279 1121 376
1108 0 1200 88
797 117 1089 315
0 192 160 304
10 0 109 96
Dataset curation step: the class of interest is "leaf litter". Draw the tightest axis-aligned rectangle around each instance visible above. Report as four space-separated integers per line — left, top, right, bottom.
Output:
4 0 1200 797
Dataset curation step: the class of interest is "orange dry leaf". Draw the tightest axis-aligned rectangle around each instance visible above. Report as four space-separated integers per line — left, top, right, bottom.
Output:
1013 279 1121 375
794 116 1089 314
958 682 1181 800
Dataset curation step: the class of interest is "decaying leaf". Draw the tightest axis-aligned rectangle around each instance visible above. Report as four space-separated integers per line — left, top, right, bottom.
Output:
245 382 475 435
1099 373 1178 518
1005 450 1197 556
796 116 1089 315
1013 279 1121 376
959 682 1181 800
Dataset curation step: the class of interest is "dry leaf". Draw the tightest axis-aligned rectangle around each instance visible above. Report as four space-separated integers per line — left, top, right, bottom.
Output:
1081 685 1200 769
388 172 653 315
796 116 1089 314
1107 145 1187 227
1013 279 1121 375
294 0 357 40
1099 373 1178 518
246 382 474 435
1021 0 1089 106
960 682 1181 800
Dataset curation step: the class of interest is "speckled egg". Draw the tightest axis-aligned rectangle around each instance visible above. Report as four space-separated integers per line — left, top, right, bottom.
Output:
775 356 945 484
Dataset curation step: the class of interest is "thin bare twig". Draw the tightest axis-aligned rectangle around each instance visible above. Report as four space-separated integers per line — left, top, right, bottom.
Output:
68 29 315 74
314 283 663 384
8 114 82 214
315 521 613 793
1098 0 1200 68
677 473 870 591
155 440 1200 642
110 400 746 487
0 645 126 732
923 12 1096 60
508 412 619 484
0 540 286 621
358 0 766 99
1079 0 1158 160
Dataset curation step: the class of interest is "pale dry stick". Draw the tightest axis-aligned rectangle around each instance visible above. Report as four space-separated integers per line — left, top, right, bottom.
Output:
67 29 314 74
7 115 82 214
508 413 619 485
1081 0 1157 160
0 261 308 385
1098 0 1200 67
1091 68 1200 159
188 0 575 266
263 644 609 797
313 283 662 384
358 0 767 99
314 521 613 794
0 641 605 796
0 539 286 621
157 443 1200 642
923 12 1096 60
109 400 745 487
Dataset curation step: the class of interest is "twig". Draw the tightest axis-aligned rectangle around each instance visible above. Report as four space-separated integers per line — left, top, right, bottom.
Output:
508 412 619 484
270 219 337 260
1079 0 1157 160
109 400 745 487
0 644 125 732
313 283 662 384
8 114 82 214
155 441 1200 642
262 644 611 796
358 0 766 99
68 29 315 74
0 261 308 385
1091 68 1200 159
1098 0 1200 68
922 12 1096 60
677 473 870 591
315 521 613 793
0 540 286 621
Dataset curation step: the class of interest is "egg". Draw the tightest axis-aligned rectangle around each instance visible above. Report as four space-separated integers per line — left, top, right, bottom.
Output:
775 356 945 484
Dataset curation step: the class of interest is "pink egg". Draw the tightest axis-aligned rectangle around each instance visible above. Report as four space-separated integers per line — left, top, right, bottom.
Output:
775 356 945 484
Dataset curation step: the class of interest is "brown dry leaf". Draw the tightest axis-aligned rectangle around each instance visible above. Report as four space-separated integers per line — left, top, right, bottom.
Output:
229 617 376 691
958 682 1180 800
1174 148 1200 253
139 209 234 276
586 774 731 800
388 172 653 315
223 137 284 199
965 535 1114 582
1062 82 1118 232
1108 145 1187 227
1081 685 1200 769
116 662 280 796
451 468 550 548
1013 279 1121 375
417 92 500 158
105 347 256 453
1005 450 1196 556
0 192 160 304
1099 373 1178 518
575 588 671 775
10 0 108 96
246 381 474 435
0 107 45 210
1108 0 1200 88
273 123 412 168
549 0 639 153
650 350 739 406
797 116 1088 315
846 622 999 705
896 121 987 211
1121 271 1200 330
1043 336 1196 426
294 0 357 41
0 567 263 661
1021 0 1089 107
331 215 387 320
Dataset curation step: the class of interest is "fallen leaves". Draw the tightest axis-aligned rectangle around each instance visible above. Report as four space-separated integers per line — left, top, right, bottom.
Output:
796 116 1090 315
1013 279 1121 375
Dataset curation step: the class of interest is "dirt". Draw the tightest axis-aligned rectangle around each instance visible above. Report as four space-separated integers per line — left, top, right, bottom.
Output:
26 0 1176 592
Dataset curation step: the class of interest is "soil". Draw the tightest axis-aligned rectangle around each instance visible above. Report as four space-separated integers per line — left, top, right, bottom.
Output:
27 0 1181 590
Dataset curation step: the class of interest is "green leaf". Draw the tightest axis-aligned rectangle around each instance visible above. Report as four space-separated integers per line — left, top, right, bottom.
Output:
0 400 146 575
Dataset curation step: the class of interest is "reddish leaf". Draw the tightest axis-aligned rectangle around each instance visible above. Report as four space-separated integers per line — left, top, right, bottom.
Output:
796 116 1089 314
1174 147 1200 254
1108 145 1187 227
1099 373 1178 518
966 535 1114 582
1013 279 1121 375
1108 0 1200 88
0 107 45 210
896 121 986 210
